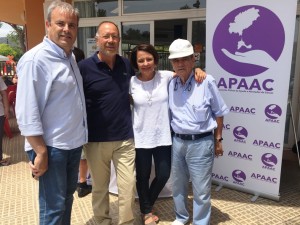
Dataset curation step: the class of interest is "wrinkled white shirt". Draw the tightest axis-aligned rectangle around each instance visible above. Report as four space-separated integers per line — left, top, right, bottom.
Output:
130 70 173 148
169 73 229 134
16 37 88 151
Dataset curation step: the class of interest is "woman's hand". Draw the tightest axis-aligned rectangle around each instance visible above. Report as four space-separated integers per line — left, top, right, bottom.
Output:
194 68 206 83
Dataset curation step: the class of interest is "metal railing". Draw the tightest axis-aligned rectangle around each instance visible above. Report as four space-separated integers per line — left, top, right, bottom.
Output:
122 50 173 71
0 62 16 78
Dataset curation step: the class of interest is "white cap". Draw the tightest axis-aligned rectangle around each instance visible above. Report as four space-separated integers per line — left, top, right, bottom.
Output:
168 39 194 59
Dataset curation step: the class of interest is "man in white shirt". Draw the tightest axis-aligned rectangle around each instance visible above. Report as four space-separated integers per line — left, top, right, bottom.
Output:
168 39 229 225
16 1 87 224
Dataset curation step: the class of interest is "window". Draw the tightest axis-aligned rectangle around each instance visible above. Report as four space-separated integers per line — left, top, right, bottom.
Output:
123 0 205 14
74 0 118 18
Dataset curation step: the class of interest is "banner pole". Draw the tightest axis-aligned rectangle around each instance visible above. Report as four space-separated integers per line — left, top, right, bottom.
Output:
288 98 300 167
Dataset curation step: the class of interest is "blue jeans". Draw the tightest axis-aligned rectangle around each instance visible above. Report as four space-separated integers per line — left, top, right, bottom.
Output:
171 135 214 225
135 145 171 214
27 146 82 225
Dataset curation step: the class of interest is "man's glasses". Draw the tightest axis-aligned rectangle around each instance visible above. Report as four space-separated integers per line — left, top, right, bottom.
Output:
100 34 120 40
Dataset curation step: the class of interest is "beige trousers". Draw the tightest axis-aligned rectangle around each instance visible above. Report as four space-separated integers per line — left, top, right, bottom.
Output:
84 139 136 225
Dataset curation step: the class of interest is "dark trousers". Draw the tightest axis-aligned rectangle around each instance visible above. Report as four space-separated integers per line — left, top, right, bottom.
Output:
135 145 171 214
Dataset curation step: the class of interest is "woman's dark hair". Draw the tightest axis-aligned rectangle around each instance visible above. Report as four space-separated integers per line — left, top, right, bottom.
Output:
130 44 159 70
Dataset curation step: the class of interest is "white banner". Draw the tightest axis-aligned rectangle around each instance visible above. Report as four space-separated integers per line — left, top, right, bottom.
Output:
206 0 297 200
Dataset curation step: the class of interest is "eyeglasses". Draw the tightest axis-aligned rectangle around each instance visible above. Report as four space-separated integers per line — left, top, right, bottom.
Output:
100 34 120 40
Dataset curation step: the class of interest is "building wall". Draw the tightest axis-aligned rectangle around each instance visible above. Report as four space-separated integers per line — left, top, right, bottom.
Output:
25 0 45 50
25 0 73 50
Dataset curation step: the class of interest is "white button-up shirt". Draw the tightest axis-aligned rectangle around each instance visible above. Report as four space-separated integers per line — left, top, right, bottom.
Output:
16 37 88 151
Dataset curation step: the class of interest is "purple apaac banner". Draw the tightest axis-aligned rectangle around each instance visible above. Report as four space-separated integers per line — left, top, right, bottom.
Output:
206 0 297 200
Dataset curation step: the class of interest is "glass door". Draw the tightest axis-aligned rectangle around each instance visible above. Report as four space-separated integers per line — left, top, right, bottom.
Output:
188 19 206 70
121 21 154 59
154 19 187 70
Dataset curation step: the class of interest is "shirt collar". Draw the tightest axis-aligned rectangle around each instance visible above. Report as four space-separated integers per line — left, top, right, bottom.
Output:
92 51 122 66
176 72 195 86
44 36 72 59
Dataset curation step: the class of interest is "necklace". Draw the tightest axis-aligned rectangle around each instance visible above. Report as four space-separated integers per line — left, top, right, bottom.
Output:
141 75 155 106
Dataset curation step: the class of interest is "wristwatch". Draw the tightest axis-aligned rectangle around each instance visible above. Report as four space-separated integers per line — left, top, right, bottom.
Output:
215 137 223 143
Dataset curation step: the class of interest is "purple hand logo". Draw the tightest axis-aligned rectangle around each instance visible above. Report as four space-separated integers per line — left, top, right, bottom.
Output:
232 170 246 182
233 126 248 140
213 5 284 77
265 104 282 119
261 153 278 167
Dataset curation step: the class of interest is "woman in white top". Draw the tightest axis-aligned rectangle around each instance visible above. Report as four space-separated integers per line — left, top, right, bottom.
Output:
129 44 205 225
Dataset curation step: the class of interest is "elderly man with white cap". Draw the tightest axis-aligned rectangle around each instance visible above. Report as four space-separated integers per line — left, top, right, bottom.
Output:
168 39 229 225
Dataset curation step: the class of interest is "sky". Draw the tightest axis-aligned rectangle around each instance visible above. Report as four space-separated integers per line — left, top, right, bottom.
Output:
0 23 14 37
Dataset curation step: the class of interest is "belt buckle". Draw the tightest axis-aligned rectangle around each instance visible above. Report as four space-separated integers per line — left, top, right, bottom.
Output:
191 135 195 140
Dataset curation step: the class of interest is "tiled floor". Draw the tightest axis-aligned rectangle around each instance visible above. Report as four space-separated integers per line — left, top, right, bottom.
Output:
0 118 300 225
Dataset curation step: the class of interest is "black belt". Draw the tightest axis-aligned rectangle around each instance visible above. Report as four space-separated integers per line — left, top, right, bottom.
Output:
174 132 212 141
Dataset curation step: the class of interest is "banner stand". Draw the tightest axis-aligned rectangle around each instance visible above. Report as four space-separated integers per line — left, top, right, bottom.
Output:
288 99 300 167
215 183 223 192
212 181 280 201
251 195 259 202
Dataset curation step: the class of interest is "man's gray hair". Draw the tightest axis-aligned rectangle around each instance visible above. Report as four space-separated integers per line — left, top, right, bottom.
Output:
47 0 80 23
95 21 119 40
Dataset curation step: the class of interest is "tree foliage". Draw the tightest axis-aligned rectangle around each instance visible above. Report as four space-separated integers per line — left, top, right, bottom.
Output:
0 44 17 57
7 24 26 53
0 22 25 60
122 28 150 43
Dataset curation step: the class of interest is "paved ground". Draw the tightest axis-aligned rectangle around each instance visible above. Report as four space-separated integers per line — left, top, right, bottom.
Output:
1 118 300 225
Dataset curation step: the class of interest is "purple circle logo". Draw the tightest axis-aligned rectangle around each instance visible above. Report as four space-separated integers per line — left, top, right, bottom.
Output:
265 104 282 119
232 170 247 182
233 126 248 140
213 5 285 77
261 153 278 167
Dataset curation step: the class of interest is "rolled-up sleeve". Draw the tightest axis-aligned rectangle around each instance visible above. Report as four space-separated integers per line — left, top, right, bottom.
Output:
16 59 50 136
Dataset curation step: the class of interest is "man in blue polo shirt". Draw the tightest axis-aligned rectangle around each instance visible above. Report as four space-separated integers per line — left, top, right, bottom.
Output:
168 39 229 225
78 21 135 225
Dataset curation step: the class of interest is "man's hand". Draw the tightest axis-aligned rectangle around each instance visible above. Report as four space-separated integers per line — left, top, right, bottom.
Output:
26 136 48 179
214 142 224 158
30 151 48 179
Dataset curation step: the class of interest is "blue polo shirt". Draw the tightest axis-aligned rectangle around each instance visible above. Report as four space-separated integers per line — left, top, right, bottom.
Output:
79 52 135 142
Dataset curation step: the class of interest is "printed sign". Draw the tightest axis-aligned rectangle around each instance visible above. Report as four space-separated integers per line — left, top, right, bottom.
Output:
206 0 297 200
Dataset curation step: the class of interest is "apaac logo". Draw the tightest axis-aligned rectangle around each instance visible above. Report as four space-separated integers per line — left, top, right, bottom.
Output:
265 104 282 123
232 170 246 185
228 151 253 161
261 153 277 171
212 173 229 182
230 106 255 115
253 139 280 150
223 123 231 130
251 173 277 184
233 126 248 143
213 5 284 77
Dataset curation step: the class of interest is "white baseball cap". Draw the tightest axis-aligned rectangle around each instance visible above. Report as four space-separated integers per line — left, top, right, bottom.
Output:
168 39 194 59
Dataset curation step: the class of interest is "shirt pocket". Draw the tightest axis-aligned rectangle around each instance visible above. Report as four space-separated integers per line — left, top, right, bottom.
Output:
187 102 208 122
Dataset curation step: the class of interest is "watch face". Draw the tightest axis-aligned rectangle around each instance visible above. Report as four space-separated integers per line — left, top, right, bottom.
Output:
216 137 223 142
